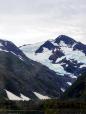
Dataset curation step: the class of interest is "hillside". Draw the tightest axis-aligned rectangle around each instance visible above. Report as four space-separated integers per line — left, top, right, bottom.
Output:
0 39 65 101
61 73 86 100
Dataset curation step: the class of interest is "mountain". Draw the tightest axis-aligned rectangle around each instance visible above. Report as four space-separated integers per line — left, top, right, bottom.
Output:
0 39 67 101
20 35 86 90
61 73 86 100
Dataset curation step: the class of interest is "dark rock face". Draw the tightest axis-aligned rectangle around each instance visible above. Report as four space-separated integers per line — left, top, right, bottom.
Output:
49 49 65 63
62 73 86 100
36 35 77 54
0 39 25 57
35 41 55 53
55 35 76 46
57 58 84 74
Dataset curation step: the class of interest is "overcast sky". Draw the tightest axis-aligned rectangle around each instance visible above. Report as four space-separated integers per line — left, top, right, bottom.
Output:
0 0 86 46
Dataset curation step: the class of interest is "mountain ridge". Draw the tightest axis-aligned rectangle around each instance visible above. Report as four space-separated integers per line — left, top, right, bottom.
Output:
20 35 86 91
0 39 66 101
0 35 86 101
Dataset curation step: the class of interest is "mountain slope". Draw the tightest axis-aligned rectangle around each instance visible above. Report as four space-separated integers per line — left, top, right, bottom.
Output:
61 73 86 100
20 35 86 89
0 39 65 101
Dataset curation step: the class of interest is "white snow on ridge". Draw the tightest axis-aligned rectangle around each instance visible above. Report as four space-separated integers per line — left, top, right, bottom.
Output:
56 56 65 63
72 43 77 48
10 51 17 56
21 42 44 54
0 48 24 61
34 92 50 100
60 41 86 64
18 55 24 61
11 51 24 61
59 41 68 47
51 40 58 46
0 41 24 61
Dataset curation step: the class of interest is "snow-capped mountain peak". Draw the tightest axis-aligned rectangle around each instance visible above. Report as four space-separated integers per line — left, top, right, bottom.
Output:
55 35 76 46
20 35 86 86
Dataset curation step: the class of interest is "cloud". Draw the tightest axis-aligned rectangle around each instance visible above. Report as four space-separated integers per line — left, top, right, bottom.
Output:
0 0 85 46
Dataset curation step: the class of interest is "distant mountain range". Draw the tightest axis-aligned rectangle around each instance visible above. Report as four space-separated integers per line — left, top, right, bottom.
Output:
0 35 86 101
0 38 69 101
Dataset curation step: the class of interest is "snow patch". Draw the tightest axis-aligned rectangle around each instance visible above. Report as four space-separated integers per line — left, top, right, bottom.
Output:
67 82 72 86
56 56 65 63
20 94 30 101
60 42 86 64
5 90 30 101
10 51 17 56
61 88 65 92
5 90 22 101
66 64 68 67
51 40 58 46
69 75 77 79
34 92 50 100
0 49 9 52
80 64 86 68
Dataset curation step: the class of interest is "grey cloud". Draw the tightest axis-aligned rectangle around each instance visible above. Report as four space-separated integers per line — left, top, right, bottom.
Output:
0 0 85 45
